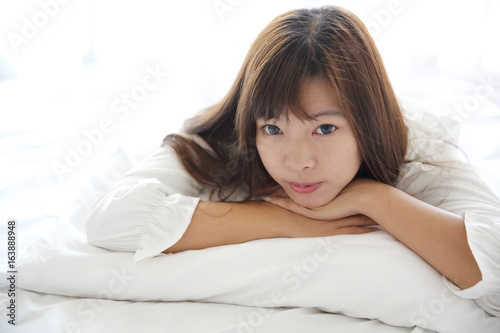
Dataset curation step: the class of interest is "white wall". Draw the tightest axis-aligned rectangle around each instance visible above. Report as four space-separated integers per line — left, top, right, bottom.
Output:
0 0 498 157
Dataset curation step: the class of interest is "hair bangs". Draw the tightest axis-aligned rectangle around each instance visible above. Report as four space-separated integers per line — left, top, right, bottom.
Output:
243 37 326 124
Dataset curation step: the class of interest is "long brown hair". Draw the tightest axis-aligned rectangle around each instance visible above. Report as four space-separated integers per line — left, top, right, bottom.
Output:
163 6 408 200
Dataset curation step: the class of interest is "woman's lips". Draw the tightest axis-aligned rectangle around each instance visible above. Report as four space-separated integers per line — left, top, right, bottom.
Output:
289 182 321 194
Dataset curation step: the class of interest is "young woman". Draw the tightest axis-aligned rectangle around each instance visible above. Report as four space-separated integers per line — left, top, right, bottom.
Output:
86 6 500 316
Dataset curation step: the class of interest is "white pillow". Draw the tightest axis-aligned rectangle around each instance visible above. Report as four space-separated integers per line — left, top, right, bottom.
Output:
17 231 500 333
64 143 149 232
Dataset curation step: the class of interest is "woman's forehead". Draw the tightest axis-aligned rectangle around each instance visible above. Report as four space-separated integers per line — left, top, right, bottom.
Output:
256 77 343 121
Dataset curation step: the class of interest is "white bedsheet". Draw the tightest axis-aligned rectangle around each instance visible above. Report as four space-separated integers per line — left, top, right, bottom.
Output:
2 290 429 333
1 70 499 332
8 229 500 333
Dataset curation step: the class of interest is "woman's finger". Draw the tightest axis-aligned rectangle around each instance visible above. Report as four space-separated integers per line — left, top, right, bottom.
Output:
264 196 315 217
337 214 378 227
334 226 380 235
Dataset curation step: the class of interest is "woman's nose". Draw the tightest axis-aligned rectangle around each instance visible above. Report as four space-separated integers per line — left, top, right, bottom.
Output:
284 141 316 171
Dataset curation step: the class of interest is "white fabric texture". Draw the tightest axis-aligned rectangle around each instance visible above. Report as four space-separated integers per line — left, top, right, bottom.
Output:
16 231 500 333
84 105 500 317
398 105 500 315
0 289 427 333
86 145 204 263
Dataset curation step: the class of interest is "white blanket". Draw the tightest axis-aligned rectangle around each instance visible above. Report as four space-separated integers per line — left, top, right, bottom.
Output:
15 230 500 333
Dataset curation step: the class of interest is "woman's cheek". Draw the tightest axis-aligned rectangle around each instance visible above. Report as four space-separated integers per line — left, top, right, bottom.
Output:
257 142 281 175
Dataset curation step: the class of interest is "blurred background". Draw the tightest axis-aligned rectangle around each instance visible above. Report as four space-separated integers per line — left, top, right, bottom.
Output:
0 0 499 248
1 0 498 141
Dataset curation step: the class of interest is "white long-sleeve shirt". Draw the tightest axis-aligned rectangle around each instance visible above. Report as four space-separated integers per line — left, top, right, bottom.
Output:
85 108 500 317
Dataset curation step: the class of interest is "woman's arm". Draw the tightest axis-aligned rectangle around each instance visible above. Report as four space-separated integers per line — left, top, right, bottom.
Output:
85 145 373 261
265 178 482 290
362 181 482 289
164 200 378 253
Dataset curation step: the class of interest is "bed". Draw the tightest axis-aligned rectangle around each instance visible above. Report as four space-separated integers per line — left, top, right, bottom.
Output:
1 2 500 331
1 68 500 333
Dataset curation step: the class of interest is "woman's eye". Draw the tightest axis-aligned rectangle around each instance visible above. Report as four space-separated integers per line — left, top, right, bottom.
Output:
263 125 281 135
314 124 336 135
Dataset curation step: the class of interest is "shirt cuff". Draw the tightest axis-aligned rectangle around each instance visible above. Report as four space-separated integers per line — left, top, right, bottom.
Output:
134 193 200 263
443 211 500 316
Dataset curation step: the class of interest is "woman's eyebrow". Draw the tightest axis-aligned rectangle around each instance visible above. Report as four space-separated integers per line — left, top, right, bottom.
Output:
312 109 344 118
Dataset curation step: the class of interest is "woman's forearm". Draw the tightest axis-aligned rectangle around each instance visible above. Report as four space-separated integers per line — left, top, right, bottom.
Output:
360 183 482 289
165 201 286 253
164 200 377 253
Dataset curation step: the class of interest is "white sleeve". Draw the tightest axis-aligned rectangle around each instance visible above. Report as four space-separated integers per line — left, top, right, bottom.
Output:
397 160 500 317
85 145 203 263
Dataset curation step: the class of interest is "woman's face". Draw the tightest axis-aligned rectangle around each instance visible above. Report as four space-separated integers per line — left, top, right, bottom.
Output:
256 77 362 208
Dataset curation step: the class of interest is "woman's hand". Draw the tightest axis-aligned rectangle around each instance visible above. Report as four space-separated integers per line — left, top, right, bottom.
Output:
264 178 383 221
287 214 380 238
266 178 482 289
261 179 382 237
